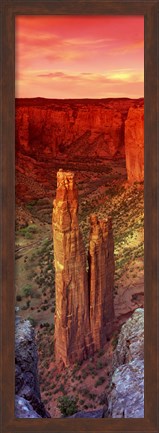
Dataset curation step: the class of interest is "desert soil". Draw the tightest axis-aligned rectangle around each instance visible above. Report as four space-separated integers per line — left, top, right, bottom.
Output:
15 156 144 417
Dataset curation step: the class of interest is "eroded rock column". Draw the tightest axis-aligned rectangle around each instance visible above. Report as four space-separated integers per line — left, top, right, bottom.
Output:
52 169 93 365
88 215 115 350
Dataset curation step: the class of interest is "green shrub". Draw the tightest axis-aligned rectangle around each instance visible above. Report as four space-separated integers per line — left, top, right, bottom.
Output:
89 392 96 400
57 395 78 417
16 294 22 302
95 376 105 387
112 333 119 350
82 370 87 379
97 360 103 370
22 284 33 297
18 224 38 238
97 349 104 358
27 316 36 327
59 383 66 394
26 200 38 209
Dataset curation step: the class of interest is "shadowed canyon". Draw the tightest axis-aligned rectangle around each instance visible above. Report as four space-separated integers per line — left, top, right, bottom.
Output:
15 97 144 418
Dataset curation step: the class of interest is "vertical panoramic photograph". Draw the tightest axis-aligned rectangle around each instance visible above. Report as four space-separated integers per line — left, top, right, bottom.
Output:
15 16 144 419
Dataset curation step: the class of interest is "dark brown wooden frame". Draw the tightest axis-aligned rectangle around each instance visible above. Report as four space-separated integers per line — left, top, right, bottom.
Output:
1 0 159 432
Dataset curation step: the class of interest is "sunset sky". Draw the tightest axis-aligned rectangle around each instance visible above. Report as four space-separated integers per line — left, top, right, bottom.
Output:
15 16 144 99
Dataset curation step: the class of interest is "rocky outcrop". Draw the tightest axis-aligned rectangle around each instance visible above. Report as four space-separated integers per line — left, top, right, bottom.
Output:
106 308 144 418
107 359 144 418
88 215 114 350
52 170 115 365
15 317 50 418
114 307 144 367
53 170 94 365
125 104 144 183
15 98 143 161
15 396 41 418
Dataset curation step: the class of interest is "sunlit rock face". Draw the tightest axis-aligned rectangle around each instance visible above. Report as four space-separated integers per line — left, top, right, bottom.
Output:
16 98 144 183
52 170 94 366
125 103 144 183
53 170 115 365
106 309 144 418
16 98 144 161
88 215 115 350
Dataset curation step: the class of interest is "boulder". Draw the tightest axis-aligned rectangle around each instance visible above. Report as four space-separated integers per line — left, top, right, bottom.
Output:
15 396 41 418
15 317 50 418
106 308 144 418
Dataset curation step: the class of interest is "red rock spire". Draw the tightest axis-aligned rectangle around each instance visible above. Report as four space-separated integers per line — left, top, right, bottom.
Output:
53 169 93 366
88 215 115 350
53 170 114 365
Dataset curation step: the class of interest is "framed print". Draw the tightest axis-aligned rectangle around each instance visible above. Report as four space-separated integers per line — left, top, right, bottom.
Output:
1 1 159 433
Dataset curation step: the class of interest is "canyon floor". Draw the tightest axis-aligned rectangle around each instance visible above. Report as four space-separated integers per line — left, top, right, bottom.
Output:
15 155 144 417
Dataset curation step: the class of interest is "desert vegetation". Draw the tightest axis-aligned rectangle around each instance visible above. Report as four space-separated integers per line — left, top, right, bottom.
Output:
15 155 144 417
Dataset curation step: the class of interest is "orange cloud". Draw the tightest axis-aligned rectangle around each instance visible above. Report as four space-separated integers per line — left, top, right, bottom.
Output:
15 16 144 98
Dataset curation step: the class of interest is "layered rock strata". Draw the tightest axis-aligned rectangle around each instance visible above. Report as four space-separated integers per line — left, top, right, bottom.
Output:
88 215 115 350
53 170 115 365
125 104 144 183
16 98 144 183
16 98 143 161
52 170 94 365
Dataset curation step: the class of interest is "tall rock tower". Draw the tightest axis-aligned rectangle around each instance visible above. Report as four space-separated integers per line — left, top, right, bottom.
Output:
88 215 115 350
52 169 115 366
52 169 93 366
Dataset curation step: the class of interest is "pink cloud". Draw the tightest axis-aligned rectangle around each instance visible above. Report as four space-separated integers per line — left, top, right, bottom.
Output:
15 16 144 98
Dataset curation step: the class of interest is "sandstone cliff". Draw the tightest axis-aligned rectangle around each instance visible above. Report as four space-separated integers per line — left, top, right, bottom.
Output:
15 98 143 161
125 105 144 183
52 170 115 365
53 170 94 365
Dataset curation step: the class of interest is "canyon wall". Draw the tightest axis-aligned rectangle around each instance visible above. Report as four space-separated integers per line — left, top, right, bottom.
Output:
52 170 115 366
125 105 144 183
16 98 143 161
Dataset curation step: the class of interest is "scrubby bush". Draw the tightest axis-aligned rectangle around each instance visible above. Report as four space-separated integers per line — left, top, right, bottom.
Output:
95 376 105 387
57 395 78 417
112 333 119 350
22 284 33 297
18 224 38 239
27 316 36 327
16 294 22 302
26 200 38 209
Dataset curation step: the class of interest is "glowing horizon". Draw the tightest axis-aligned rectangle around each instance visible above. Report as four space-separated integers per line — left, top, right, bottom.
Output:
15 16 144 99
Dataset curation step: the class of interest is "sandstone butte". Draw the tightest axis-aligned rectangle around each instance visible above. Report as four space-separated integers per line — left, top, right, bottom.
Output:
15 98 144 183
52 169 115 366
